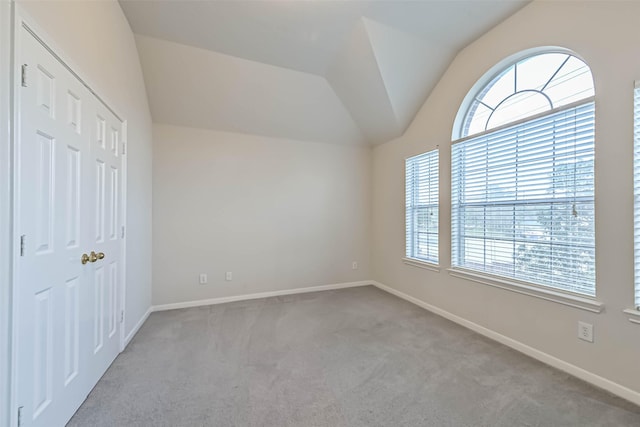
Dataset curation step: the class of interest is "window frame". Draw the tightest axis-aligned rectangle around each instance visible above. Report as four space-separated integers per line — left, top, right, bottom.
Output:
632 81 640 312
448 50 601 311
452 47 592 141
405 148 439 269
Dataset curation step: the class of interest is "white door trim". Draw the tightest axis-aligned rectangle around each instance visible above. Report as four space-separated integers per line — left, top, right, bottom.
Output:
9 7 129 425
1 2 14 427
119 120 128 352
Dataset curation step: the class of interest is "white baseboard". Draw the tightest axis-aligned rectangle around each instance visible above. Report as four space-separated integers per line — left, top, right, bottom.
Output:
371 280 640 407
152 280 373 312
123 306 152 348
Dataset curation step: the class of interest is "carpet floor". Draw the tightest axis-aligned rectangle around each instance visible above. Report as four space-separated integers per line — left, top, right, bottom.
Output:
68 285 640 426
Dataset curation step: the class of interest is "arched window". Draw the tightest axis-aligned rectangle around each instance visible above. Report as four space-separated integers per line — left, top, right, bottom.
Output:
451 50 596 297
460 52 594 138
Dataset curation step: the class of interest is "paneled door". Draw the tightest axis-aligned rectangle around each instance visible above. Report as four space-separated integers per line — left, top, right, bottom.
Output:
85 87 123 384
14 25 124 427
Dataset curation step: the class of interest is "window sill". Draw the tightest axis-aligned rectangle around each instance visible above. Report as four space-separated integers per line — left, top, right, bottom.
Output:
447 268 604 314
403 258 440 272
623 309 640 325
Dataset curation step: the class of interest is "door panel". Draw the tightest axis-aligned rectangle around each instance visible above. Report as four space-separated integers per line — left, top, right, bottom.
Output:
33 289 52 418
64 145 81 248
109 166 118 241
108 262 118 338
34 131 54 254
63 276 80 386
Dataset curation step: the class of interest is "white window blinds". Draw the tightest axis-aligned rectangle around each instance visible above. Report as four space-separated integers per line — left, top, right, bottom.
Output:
633 83 640 308
406 149 439 264
452 101 596 296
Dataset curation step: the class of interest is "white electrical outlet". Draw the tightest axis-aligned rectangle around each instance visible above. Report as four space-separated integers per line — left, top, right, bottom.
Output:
352 261 358 270
578 321 593 343
199 273 208 284
225 272 232 281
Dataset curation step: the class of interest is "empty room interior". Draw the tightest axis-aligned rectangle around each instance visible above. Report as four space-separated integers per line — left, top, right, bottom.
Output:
2 0 640 426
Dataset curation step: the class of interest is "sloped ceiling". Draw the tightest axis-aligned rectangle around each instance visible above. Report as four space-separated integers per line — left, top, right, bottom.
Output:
120 0 528 146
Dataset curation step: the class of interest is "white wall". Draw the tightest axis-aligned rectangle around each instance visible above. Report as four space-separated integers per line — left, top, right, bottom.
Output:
15 0 153 347
153 124 371 306
372 0 640 399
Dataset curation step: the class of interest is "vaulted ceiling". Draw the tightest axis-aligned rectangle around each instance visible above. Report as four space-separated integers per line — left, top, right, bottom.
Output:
120 0 528 146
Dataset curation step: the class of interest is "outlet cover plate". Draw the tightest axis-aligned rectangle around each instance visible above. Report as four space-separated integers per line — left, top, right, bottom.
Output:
578 321 593 343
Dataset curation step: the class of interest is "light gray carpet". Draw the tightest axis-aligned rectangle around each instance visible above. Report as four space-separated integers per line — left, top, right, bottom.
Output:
68 286 640 427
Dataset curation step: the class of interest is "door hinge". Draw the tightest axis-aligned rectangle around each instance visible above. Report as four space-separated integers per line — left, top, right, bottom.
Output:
17 406 23 427
19 235 25 257
121 226 125 239
122 142 126 155
21 64 27 87
120 310 124 323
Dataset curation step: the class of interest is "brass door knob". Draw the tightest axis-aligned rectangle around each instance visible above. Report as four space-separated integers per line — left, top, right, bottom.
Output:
82 252 105 264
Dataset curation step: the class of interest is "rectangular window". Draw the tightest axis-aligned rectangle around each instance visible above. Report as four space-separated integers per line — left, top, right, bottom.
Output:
406 149 439 264
633 83 640 309
451 102 596 296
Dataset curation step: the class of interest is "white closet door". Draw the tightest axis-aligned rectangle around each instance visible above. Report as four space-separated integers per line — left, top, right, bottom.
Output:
84 93 123 385
15 26 123 427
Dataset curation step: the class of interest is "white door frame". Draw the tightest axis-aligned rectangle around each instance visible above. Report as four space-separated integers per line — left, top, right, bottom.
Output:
0 2 15 427
8 7 129 426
